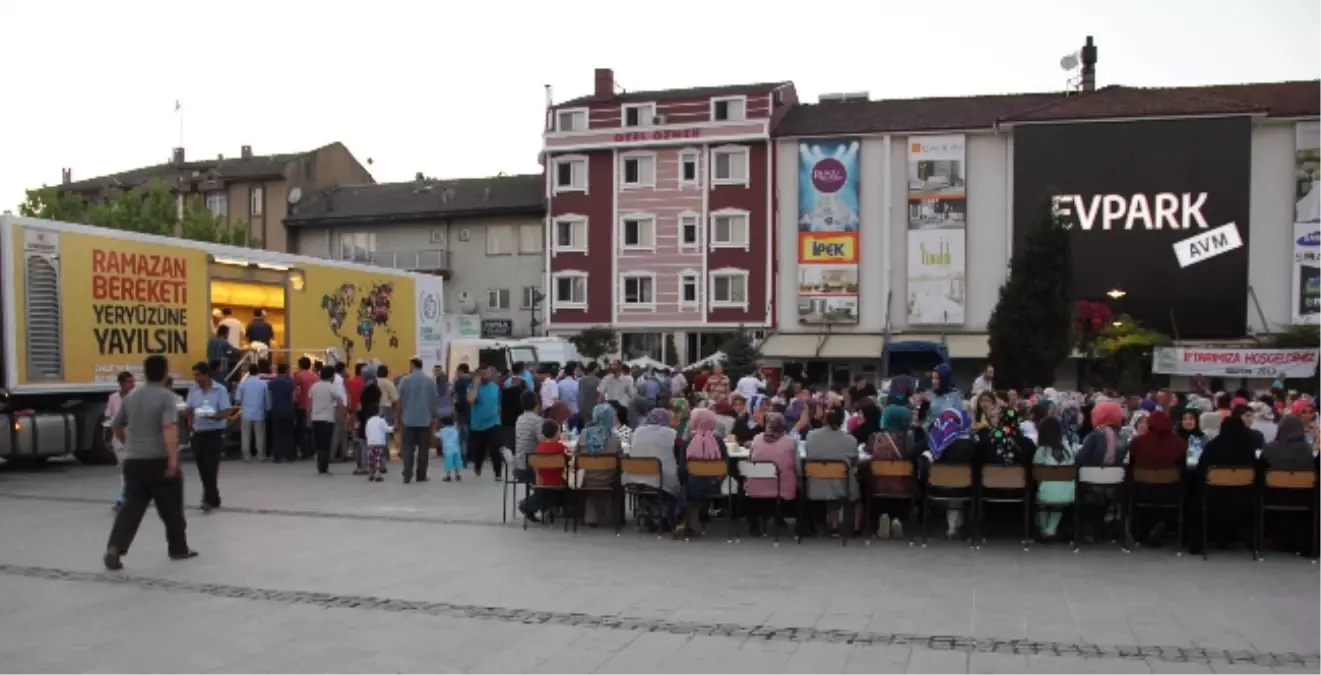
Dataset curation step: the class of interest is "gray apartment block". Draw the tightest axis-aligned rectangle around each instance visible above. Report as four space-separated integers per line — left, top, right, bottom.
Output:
285 174 547 337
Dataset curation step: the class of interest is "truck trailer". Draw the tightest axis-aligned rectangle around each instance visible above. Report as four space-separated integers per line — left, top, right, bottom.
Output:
0 214 446 464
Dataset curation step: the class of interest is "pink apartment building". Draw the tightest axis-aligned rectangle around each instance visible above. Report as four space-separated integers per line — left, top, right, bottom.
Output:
542 68 797 364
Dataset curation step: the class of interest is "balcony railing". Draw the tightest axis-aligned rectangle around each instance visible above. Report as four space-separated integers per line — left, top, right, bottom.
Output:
341 249 450 273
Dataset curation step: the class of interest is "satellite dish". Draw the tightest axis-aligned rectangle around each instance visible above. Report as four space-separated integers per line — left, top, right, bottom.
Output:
457 291 477 313
1060 53 1080 71
287 187 303 205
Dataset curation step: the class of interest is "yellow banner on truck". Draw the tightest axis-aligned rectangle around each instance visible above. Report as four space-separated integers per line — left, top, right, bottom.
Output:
10 225 210 386
288 262 417 380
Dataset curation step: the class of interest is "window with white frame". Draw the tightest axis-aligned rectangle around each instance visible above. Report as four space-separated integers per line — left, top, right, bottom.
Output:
249 186 264 216
678 212 700 248
710 210 749 248
711 96 747 122
622 102 656 127
553 215 588 253
486 225 515 255
205 192 228 218
555 108 586 132
710 269 748 307
712 147 748 185
678 150 699 187
339 232 375 263
554 273 588 308
620 153 655 188
518 224 542 254
621 274 655 306
679 272 699 306
553 156 587 192
487 288 511 311
520 286 541 310
620 215 655 250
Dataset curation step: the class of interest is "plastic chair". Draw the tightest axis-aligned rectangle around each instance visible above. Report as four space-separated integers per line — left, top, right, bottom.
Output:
525 453 570 531
1031 464 1079 549
800 459 854 546
864 459 916 546
685 458 733 542
736 460 784 544
573 454 622 535
1202 466 1257 561
1259 469 1318 562
1126 466 1184 554
978 465 1030 549
923 464 975 547
620 456 667 535
1077 466 1126 550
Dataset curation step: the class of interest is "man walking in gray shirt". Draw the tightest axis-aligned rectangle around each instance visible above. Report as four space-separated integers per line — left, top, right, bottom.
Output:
576 363 601 431
104 354 195 570
396 357 439 484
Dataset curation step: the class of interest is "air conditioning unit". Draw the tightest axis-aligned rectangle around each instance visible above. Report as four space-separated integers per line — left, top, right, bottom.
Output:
458 228 471 242
430 229 447 245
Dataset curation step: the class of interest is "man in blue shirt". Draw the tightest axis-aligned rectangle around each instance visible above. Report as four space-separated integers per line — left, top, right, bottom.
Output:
235 363 269 461
396 357 439 484
267 363 298 463
452 364 473 464
466 365 504 478
186 361 231 512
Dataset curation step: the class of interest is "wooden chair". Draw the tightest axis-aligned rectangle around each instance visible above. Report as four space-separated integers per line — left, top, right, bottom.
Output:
800 459 853 546
573 454 621 535
977 465 1030 549
736 460 784 544
620 456 667 535
864 460 916 546
1126 466 1184 554
1202 466 1257 561
525 453 570 531
1259 469 1319 561
685 458 733 542
1031 464 1079 549
1077 467 1126 550
923 464 975 547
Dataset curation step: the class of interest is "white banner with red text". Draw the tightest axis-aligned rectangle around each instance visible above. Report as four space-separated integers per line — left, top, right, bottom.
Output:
1152 347 1320 379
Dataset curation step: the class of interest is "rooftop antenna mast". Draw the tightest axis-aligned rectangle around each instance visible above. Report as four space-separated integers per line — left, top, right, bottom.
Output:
1059 51 1081 96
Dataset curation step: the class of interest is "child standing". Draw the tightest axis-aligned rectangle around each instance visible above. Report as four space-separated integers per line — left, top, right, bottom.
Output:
439 419 463 482
363 410 393 483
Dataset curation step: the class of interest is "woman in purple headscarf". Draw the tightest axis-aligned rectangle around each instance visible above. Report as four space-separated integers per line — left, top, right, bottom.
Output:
923 408 976 539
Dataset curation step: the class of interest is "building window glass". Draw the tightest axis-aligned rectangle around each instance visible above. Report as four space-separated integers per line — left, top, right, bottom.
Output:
206 192 228 218
339 232 375 263
486 225 514 255
622 275 654 306
249 186 264 216
487 288 511 311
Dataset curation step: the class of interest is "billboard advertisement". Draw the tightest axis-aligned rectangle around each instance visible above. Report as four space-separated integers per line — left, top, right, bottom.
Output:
797 139 861 324
1152 347 1319 379
1012 117 1252 339
10 226 210 386
907 134 967 324
1294 121 1320 325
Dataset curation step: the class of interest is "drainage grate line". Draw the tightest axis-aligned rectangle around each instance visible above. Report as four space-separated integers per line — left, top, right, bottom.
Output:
0 563 1314 667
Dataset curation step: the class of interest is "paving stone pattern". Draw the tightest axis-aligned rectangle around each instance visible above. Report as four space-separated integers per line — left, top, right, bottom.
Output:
0 461 1317 673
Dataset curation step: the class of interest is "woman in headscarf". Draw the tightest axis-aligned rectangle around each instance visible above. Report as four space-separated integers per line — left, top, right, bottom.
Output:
804 406 861 536
744 412 797 536
975 405 1030 467
1127 410 1186 546
627 391 654 430
1260 415 1317 553
924 364 963 426
1192 408 1258 553
1177 409 1207 462
1031 417 1076 541
850 398 881 447
675 408 729 538
626 407 680 532
575 404 623 527
710 399 737 439
861 403 919 539
1261 414 1315 470
1198 409 1223 443
607 401 633 445
922 408 976 538
671 398 691 441
1076 401 1127 467
730 395 760 446
1121 409 1150 446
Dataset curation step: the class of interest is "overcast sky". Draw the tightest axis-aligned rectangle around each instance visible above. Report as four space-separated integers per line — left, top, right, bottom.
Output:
2 0 1317 211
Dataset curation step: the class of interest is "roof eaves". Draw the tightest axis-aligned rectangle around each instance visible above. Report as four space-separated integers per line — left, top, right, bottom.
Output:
285 204 546 228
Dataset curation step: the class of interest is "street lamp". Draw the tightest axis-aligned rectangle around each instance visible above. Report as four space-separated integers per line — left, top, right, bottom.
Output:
1106 288 1126 300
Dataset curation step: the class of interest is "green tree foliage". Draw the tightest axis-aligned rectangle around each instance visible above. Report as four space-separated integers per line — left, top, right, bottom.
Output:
1093 314 1170 394
19 183 260 248
986 199 1074 389
568 326 618 363
718 328 761 381
1263 324 1321 348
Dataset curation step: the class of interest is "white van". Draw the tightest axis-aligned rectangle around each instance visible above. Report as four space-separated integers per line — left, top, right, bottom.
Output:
508 337 583 373
446 339 539 379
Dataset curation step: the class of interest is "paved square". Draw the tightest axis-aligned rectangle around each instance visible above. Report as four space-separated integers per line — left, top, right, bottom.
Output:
0 460 1316 673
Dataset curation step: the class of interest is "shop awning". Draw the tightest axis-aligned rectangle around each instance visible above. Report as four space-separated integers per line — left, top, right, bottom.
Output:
759 333 823 359
819 335 887 359
902 333 990 359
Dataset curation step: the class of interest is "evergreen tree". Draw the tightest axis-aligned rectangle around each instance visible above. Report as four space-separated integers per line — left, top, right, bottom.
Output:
986 198 1074 389
718 328 761 381
568 326 618 364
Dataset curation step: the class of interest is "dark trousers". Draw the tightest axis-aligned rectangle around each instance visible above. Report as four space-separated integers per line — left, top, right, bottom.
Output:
191 430 224 508
400 426 431 481
107 458 189 557
468 426 504 476
271 413 297 462
313 421 334 473
296 409 312 459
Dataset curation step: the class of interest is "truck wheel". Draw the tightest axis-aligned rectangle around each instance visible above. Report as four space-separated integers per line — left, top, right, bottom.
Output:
75 430 118 465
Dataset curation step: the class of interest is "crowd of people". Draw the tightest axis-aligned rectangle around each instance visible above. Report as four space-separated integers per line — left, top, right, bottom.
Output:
98 348 1320 570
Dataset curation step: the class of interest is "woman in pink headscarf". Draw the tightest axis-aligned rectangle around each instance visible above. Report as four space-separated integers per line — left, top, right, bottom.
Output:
1076 400 1127 467
675 408 728 538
